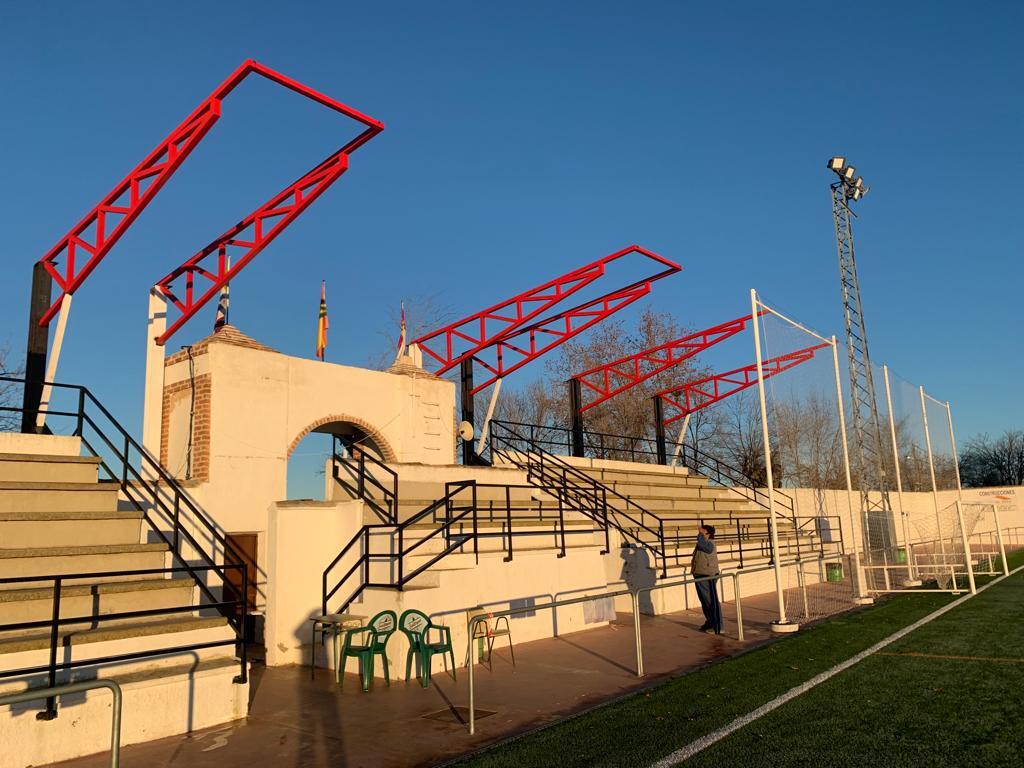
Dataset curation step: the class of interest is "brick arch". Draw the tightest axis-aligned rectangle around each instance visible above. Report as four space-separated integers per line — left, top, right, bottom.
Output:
287 414 397 462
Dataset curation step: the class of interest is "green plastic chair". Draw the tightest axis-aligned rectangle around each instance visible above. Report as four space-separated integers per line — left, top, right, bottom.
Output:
399 609 455 688
339 610 396 691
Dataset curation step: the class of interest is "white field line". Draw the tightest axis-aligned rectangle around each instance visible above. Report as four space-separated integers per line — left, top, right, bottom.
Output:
650 563 1024 767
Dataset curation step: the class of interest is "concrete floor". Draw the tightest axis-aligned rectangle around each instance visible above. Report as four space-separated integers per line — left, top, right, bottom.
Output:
52 593 786 768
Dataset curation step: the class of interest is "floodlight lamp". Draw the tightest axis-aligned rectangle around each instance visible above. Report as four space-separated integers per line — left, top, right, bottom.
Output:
843 165 856 181
827 156 846 172
854 176 865 189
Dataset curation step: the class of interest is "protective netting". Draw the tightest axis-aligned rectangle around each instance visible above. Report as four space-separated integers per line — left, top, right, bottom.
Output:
908 501 984 589
783 555 857 623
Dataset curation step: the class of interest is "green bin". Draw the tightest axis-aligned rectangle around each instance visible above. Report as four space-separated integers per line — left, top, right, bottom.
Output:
894 547 908 564
825 561 844 583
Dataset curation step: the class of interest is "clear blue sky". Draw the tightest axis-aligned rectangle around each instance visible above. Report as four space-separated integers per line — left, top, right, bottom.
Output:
1 1 1021 452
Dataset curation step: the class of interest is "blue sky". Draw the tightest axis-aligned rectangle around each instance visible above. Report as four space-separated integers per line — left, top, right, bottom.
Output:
1 0 1021 471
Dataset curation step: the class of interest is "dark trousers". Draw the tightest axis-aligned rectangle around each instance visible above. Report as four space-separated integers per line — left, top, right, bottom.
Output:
695 576 722 633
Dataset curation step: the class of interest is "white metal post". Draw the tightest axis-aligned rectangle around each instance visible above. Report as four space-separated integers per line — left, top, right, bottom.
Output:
883 365 920 584
750 290 796 631
670 412 691 467
475 377 502 456
832 337 873 604
35 294 73 430
920 386 946 557
955 500 977 594
945 401 964 502
992 504 1010 577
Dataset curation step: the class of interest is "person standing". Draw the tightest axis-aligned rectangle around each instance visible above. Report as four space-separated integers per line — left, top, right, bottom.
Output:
691 525 722 634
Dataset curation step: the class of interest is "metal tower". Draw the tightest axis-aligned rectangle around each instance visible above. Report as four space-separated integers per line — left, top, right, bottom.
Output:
827 157 895 556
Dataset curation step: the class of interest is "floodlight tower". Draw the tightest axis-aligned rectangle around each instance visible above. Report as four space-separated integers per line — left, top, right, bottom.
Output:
827 157 895 555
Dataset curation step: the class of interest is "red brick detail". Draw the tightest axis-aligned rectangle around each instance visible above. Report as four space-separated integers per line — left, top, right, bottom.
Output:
160 373 212 482
287 414 397 462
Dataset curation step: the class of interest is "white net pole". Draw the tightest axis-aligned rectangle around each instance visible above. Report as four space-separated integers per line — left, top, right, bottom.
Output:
919 385 946 559
955 500 978 594
883 364 919 583
750 289 790 629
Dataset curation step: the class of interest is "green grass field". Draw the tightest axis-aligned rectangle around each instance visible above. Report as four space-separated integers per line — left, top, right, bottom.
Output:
457 552 1024 768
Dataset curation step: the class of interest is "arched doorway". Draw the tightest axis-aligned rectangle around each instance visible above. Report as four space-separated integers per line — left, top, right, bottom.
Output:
286 416 395 501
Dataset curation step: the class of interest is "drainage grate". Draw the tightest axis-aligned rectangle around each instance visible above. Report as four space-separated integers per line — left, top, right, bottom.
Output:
422 706 496 723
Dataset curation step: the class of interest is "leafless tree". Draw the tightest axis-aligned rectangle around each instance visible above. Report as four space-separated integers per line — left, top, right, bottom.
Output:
0 346 23 431
369 293 456 371
960 430 1024 487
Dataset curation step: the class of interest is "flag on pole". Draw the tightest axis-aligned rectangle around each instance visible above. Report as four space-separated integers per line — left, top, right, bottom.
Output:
316 281 329 361
393 302 407 365
214 256 230 331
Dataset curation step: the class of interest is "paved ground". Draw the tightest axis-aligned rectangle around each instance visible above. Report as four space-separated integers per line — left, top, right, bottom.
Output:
52 593 785 768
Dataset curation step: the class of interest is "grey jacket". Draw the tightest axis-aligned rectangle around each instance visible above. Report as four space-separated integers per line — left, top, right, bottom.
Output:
690 533 720 576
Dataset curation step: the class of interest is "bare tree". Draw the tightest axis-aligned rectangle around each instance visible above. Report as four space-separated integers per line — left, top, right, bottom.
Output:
0 346 23 431
369 293 456 371
960 431 1024 487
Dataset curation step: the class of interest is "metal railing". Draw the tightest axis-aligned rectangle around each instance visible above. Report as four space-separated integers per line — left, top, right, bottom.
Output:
0 563 246 718
0 679 123 767
464 555 831 734
321 480 600 615
0 377 249 713
332 433 398 524
488 419 798 519
488 420 670 574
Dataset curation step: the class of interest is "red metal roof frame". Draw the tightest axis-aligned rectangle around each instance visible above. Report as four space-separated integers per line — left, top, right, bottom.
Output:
656 342 831 426
36 60 383 328
410 245 681 388
572 312 764 413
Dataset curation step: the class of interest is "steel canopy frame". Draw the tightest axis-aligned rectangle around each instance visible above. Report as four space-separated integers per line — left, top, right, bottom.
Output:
410 245 681 383
656 342 830 426
572 312 761 413
35 59 383 327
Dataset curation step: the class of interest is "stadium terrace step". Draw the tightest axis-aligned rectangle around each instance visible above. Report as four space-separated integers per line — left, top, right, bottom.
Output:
0 508 145 548
0 543 169 586
0 452 103 484
0 577 196 625
0 479 120 513
0 614 229 654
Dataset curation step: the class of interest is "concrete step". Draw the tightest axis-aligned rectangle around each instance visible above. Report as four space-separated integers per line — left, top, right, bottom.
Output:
0 614 231 655
0 577 196 625
0 543 168 587
0 654 248 767
0 509 144 548
0 480 120 514
0 452 102 484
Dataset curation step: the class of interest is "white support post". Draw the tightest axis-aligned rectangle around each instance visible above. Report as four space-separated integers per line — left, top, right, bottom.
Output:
475 377 502 456
992 503 1010 577
955 500 977 594
920 386 946 557
142 291 168 467
945 401 964 502
669 412 691 467
832 337 873 604
35 294 73 430
883 365 920 585
750 289 797 632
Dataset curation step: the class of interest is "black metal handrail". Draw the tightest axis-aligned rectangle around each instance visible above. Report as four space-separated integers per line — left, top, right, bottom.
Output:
0 376 249 706
0 563 247 717
331 433 399 524
321 478 600 614
488 420 671 574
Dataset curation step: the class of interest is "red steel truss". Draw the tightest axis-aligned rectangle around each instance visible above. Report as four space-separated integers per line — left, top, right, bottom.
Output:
572 312 761 412
36 59 383 327
657 342 830 426
410 245 681 385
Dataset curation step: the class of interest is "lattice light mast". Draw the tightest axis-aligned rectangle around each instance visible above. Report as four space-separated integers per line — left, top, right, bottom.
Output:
827 156 894 553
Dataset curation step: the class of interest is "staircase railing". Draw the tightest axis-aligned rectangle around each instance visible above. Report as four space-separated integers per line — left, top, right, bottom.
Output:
321 479 598 614
0 377 249 687
488 420 670 575
332 433 398 524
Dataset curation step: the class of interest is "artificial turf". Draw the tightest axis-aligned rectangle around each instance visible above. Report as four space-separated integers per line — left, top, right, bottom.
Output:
455 551 1024 768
